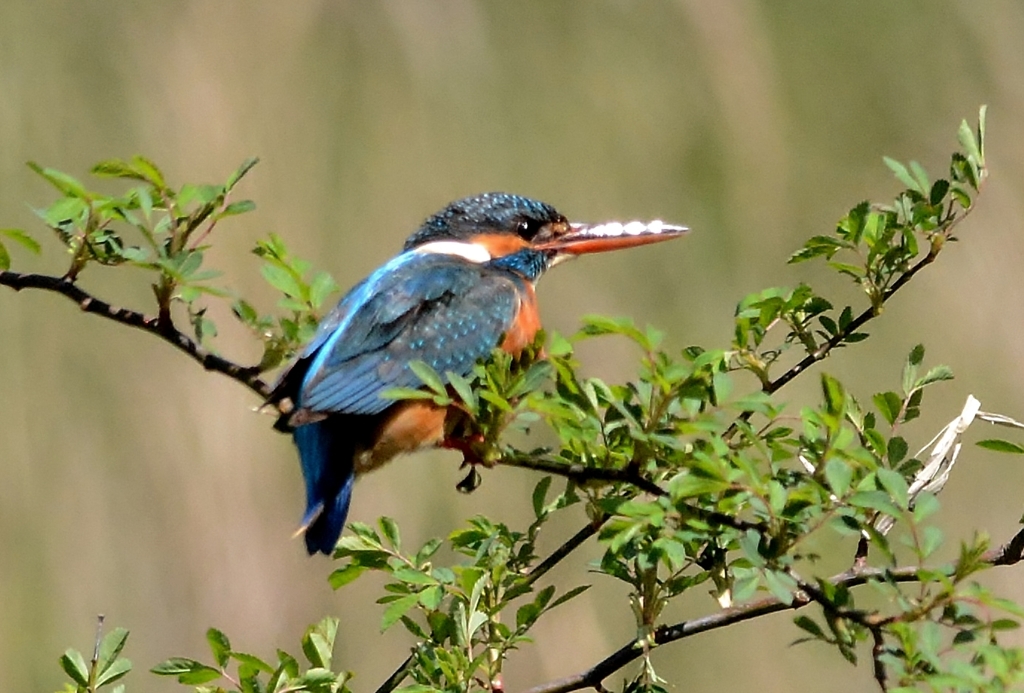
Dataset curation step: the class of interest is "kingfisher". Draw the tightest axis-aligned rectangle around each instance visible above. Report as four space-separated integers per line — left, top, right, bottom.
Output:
270 193 687 555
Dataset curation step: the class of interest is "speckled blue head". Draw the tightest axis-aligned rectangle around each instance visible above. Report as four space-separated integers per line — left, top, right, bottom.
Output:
403 192 567 251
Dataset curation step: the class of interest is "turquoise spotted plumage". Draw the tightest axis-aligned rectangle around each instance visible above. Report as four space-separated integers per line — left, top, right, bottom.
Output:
269 192 687 555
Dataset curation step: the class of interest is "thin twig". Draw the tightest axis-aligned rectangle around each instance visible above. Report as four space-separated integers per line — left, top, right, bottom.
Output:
0 270 271 399
496 455 766 534
870 626 888 692
764 246 940 396
520 517 605 588
497 455 665 497
517 526 1024 693
374 651 418 693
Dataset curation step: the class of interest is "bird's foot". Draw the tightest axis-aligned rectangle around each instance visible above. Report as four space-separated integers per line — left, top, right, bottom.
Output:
441 434 490 466
441 434 490 493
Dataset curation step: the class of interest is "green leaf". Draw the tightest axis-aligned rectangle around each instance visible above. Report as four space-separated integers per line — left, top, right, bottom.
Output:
821 373 845 417
132 155 167 189
329 563 367 589
380 387 436 402
97 627 130 673
220 199 256 217
226 157 260 191
532 476 553 518
929 178 950 206
396 685 444 693
873 391 902 427
915 365 954 389
408 360 446 396
178 183 221 208
877 468 910 509
446 369 478 414
60 649 90 687
824 458 853 498
379 516 401 550
919 525 944 559
669 471 730 498
392 567 437 585
309 271 338 309
381 593 420 632
763 570 797 605
887 436 908 466
150 657 221 684
230 652 274 674
908 343 925 366
91 158 141 179
793 615 826 640
418 585 444 610
977 439 1024 454
261 263 304 299
909 160 930 194
959 116 983 168
296 667 339 690
206 628 231 668
848 490 902 517
0 242 8 270
884 156 926 195
549 584 591 610
95 658 132 687
0 229 41 254
302 625 335 670
27 161 89 197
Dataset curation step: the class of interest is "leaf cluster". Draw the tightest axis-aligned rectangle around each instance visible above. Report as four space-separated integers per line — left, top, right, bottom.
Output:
150 619 351 693
34 107 1024 693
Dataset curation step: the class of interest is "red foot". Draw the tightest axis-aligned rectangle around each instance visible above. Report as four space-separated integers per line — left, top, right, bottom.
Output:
441 434 487 467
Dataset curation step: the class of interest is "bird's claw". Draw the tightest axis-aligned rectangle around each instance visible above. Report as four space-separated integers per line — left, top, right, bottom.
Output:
442 435 490 493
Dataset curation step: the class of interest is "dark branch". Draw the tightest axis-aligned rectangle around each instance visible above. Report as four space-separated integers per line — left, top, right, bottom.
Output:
764 246 940 395
521 516 605 588
518 526 1024 693
497 455 666 496
0 270 272 399
496 454 767 534
374 651 419 693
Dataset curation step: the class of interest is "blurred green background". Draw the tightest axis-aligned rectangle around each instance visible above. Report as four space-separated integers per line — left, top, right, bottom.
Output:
2 1 1024 691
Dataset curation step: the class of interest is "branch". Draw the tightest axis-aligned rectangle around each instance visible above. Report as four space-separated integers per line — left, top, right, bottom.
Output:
374 650 420 693
764 246 940 395
519 525 1024 693
766 189 981 398
0 270 272 399
497 455 665 496
521 516 605 588
496 454 767 534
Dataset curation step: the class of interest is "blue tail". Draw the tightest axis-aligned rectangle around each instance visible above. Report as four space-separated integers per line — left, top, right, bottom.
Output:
293 418 357 555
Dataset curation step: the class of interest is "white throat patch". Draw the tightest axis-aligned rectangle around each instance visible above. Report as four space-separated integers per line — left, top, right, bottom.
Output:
413 241 492 263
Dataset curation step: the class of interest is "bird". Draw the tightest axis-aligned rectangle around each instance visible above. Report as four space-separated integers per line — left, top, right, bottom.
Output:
269 192 687 555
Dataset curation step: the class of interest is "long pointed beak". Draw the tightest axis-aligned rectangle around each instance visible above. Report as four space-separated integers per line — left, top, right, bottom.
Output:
534 220 689 256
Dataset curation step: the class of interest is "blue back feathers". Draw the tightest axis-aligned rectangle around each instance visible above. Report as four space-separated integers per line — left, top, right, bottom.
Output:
280 193 563 556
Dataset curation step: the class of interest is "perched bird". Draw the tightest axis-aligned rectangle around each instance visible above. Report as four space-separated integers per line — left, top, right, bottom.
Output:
270 193 686 554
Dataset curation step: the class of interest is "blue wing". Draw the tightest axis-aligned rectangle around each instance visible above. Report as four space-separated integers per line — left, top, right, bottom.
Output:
296 251 522 415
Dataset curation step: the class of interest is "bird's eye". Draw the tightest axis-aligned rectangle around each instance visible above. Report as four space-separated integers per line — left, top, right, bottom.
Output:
516 218 537 238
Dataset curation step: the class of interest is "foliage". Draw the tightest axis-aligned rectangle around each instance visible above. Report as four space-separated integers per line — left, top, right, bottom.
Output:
6 108 1024 692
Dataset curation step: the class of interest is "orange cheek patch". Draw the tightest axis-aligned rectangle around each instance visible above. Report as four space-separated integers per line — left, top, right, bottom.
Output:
473 233 529 258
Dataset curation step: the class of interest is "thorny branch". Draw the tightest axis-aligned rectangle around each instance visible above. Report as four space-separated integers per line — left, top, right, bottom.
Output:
517 526 1024 693
0 270 272 399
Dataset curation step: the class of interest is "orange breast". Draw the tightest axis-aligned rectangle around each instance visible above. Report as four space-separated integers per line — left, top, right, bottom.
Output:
357 400 449 473
500 283 542 356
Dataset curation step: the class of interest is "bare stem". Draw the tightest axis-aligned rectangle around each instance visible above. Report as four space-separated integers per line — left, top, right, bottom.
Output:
0 270 271 399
